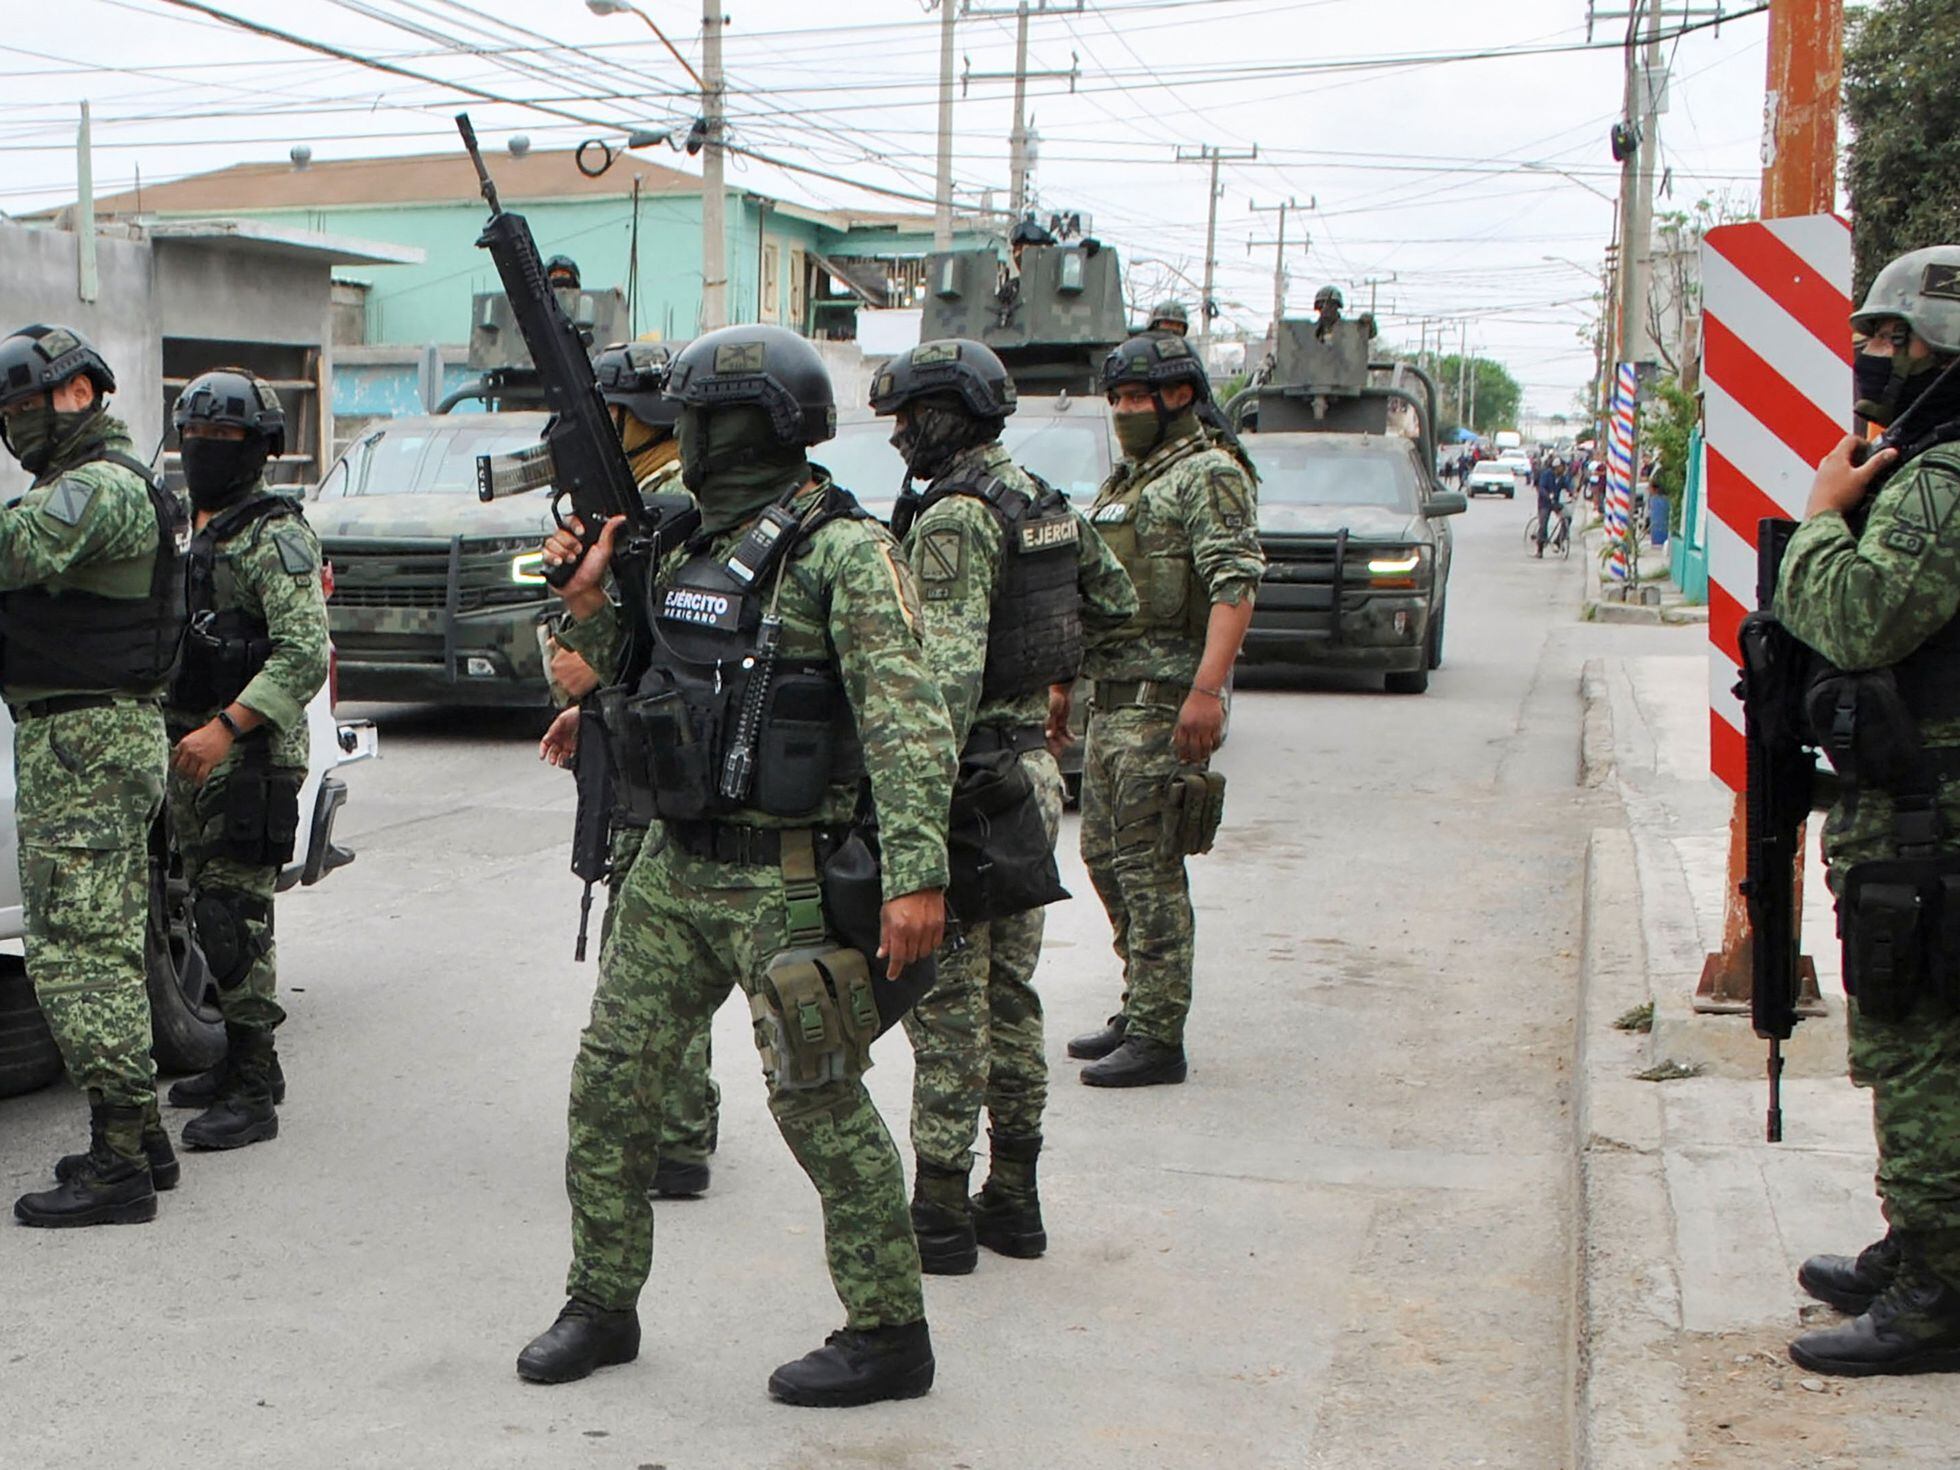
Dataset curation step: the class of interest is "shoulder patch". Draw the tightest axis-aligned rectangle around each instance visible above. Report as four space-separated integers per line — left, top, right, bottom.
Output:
1204 465 1253 531
1883 526 1929 557
40 475 96 528
272 524 319 576
916 525 966 598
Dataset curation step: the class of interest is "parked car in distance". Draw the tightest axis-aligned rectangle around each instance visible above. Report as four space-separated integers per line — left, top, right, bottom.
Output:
1466 459 1523 499
1239 431 1465 694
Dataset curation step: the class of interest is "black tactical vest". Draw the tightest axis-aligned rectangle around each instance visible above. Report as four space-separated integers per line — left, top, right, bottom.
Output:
896 467 1084 700
0 446 189 695
633 485 866 821
170 494 302 713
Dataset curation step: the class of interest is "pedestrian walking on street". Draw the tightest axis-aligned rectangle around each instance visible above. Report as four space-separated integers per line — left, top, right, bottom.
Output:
1774 245 1960 1378
517 325 957 1407
1061 333 1264 1088
873 338 1136 1273
160 369 329 1152
0 324 187 1228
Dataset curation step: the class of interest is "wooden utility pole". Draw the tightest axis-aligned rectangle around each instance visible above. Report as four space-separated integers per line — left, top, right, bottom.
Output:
1695 0 1844 1011
1176 143 1257 367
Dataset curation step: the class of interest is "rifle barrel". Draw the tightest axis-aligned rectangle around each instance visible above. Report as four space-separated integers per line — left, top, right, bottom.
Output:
454 112 500 213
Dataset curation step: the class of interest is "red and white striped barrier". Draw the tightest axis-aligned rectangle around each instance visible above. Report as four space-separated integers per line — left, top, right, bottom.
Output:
1701 214 1853 791
1604 362 1638 580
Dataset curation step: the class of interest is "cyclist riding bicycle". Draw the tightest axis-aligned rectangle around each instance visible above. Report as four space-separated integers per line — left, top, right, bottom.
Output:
1534 457 1568 558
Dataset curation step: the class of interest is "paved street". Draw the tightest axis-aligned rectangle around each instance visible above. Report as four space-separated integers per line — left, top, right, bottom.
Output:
5 501 1626 1468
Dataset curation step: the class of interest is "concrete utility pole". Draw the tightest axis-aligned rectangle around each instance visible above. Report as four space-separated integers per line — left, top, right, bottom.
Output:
1248 195 1310 341
1361 272 1396 317
1696 0 1845 1014
1613 0 1664 371
701 0 727 329
935 0 958 249
1458 319 1470 430
1177 143 1257 366
960 0 1082 219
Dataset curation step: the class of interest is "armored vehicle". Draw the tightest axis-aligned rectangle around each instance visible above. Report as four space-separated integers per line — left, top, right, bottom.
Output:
440 287 629 412
919 233 1128 397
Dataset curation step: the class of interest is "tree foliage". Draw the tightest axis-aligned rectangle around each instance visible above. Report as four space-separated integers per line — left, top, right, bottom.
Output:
1845 0 1960 294
1641 376 1700 535
1428 353 1524 437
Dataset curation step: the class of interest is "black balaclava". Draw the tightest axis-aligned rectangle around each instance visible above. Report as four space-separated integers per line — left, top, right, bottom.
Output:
181 434 270 512
677 404 809 532
1855 344 1960 431
889 395 999 482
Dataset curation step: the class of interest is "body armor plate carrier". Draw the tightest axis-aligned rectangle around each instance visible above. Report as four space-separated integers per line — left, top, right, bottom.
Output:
171 495 302 713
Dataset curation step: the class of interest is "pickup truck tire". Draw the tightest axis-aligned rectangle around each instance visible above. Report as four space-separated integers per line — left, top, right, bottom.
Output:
146 817 224 1076
0 954 63 1098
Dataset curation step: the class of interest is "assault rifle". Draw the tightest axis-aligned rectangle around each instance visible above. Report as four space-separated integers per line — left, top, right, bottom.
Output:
1735 517 1820 1143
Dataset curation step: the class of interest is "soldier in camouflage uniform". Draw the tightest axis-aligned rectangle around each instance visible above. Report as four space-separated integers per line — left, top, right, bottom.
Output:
1061 334 1264 1088
516 325 957 1407
539 341 721 1199
1776 246 1960 1377
0 325 186 1228
1145 301 1189 338
871 339 1136 1273
157 370 328 1152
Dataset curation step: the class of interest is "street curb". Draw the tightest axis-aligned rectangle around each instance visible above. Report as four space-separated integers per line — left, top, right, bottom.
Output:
1571 827 1689 1470
1579 658 1613 789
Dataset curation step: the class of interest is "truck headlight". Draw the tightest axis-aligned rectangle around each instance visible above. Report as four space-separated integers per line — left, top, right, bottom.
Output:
510 550 547 584
1365 548 1425 588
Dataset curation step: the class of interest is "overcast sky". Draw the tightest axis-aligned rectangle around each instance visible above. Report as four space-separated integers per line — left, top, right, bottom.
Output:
0 0 1780 414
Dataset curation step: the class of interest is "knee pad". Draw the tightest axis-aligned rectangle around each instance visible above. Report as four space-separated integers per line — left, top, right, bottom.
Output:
192 888 272 990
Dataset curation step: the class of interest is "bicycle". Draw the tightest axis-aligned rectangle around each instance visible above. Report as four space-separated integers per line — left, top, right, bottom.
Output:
1524 504 1571 559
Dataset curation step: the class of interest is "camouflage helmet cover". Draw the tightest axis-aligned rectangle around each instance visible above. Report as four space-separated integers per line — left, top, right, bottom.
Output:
1314 285 1344 311
1851 245 1960 356
595 339 680 427
666 323 837 446
172 367 287 458
869 337 1018 421
1099 332 1212 404
0 323 117 411
1148 300 1189 329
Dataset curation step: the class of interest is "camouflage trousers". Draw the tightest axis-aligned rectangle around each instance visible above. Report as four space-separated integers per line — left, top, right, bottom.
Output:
1849 992 1960 1285
1079 703 1198 1047
565 832 923 1325
905 748 1063 1170
15 702 168 1111
604 825 719 1164
168 755 290 1036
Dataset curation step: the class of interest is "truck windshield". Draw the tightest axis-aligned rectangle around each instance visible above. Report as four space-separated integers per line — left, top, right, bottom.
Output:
1243 436 1421 510
327 424 547 497
818 414 1113 516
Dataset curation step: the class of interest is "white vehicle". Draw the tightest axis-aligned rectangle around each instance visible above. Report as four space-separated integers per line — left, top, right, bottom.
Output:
1465 460 1523 499
0 684 376 1096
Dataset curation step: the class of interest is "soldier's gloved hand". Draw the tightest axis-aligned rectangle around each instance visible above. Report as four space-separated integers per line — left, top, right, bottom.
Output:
877 888 946 980
538 705 580 768
171 719 234 786
1044 682 1073 759
544 514 626 617
549 642 600 700
1174 687 1226 764
1806 434 1897 519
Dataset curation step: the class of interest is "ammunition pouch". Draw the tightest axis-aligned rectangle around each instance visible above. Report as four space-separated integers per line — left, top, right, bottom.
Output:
750 944 881 1090
172 609 273 714
946 743 1068 924
1806 668 1929 793
1838 853 1960 1021
1161 769 1227 857
218 741 301 866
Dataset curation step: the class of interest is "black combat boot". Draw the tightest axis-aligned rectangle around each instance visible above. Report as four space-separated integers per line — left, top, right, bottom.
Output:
516 1299 641 1384
168 1047 286 1108
651 1155 711 1199
16 1103 157 1228
911 1160 978 1275
1789 1246 1960 1377
182 1026 279 1151
55 1100 178 1192
1066 1014 1127 1060
1080 1035 1187 1088
971 1130 1046 1259
1798 1231 1902 1316
766 1320 935 1407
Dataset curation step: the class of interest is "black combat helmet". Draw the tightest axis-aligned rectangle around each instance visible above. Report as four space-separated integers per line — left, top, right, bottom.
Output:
869 338 1018 421
172 367 287 458
666 324 836 447
594 340 680 428
0 323 117 412
1100 332 1213 405
544 254 582 288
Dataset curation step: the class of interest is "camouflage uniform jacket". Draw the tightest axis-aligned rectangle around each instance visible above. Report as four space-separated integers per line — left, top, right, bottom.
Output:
1081 425 1264 686
904 441 1135 747
1776 444 1960 874
0 415 174 704
168 484 330 770
555 473 957 900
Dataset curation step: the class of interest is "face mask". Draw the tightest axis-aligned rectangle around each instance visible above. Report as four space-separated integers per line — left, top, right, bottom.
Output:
677 405 807 531
889 402 990 482
2 404 102 477
180 436 269 511
1112 399 1200 461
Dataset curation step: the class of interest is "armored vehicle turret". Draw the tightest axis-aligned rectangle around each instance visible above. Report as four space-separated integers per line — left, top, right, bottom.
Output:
919 238 1127 396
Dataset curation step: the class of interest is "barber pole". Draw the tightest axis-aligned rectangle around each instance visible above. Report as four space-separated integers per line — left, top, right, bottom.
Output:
1604 362 1639 580
1700 214 1852 791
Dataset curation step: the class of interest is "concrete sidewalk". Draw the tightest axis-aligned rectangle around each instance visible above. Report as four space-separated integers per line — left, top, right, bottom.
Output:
1576 649 1960 1469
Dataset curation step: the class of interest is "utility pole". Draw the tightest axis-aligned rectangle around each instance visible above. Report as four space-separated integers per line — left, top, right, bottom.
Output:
1248 195 1311 341
1177 143 1258 367
959 0 1082 220
1361 272 1397 318
701 0 727 329
934 0 957 249
1611 0 1663 371
1458 319 1470 432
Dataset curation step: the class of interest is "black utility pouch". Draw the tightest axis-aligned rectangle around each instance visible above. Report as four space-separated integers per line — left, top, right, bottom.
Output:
219 746 301 866
1841 868 1927 1023
752 673 840 817
946 748 1068 924
629 685 718 821
595 687 657 828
